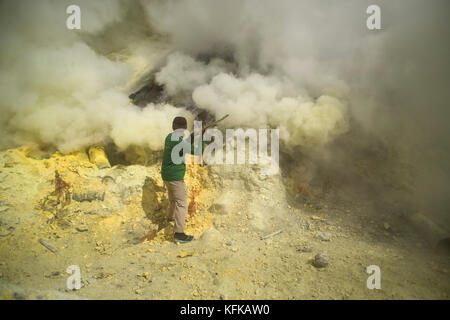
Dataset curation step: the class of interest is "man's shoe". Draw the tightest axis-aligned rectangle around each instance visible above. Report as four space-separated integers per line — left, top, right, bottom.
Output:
174 233 194 244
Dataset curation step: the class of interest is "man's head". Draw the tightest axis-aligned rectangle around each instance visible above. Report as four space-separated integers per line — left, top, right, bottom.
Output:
172 116 187 130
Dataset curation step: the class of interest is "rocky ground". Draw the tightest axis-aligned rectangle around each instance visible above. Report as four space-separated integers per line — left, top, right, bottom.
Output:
0 146 449 300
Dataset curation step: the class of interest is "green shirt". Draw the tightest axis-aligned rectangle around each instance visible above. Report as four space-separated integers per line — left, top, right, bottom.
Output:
161 132 205 181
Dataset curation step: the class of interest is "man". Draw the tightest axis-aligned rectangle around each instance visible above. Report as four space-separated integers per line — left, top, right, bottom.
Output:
161 116 205 244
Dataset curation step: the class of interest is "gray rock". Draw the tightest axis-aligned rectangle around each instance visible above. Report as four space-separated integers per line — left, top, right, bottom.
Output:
72 191 105 202
45 271 61 278
200 228 224 244
313 253 329 268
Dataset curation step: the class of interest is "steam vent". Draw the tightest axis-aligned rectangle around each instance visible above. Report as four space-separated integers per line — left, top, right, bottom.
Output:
0 0 449 302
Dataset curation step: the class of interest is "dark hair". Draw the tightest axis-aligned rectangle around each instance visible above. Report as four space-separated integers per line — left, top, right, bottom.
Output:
172 116 187 130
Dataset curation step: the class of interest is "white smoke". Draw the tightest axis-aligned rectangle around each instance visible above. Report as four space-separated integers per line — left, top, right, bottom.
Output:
0 0 448 165
192 73 348 148
155 52 232 96
0 0 191 153
0 0 379 153
153 50 349 148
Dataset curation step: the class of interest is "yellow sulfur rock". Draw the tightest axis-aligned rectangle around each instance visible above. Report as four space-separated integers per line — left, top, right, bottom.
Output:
88 146 111 169
177 251 194 258
141 272 151 281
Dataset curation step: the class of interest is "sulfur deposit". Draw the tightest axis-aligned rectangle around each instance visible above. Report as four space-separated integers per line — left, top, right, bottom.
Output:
88 146 111 169
1 145 450 300
0 146 216 249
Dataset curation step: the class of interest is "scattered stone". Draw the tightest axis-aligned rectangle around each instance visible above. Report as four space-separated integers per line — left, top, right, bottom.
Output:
72 191 105 202
199 228 224 243
76 226 88 232
192 289 199 297
260 229 283 240
45 271 60 278
226 240 233 246
317 231 331 242
297 246 313 253
177 251 194 258
38 238 57 253
139 272 151 282
313 253 329 268
95 272 112 279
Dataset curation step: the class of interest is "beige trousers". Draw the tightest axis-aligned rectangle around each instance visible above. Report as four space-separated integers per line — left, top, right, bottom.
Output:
164 180 187 233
